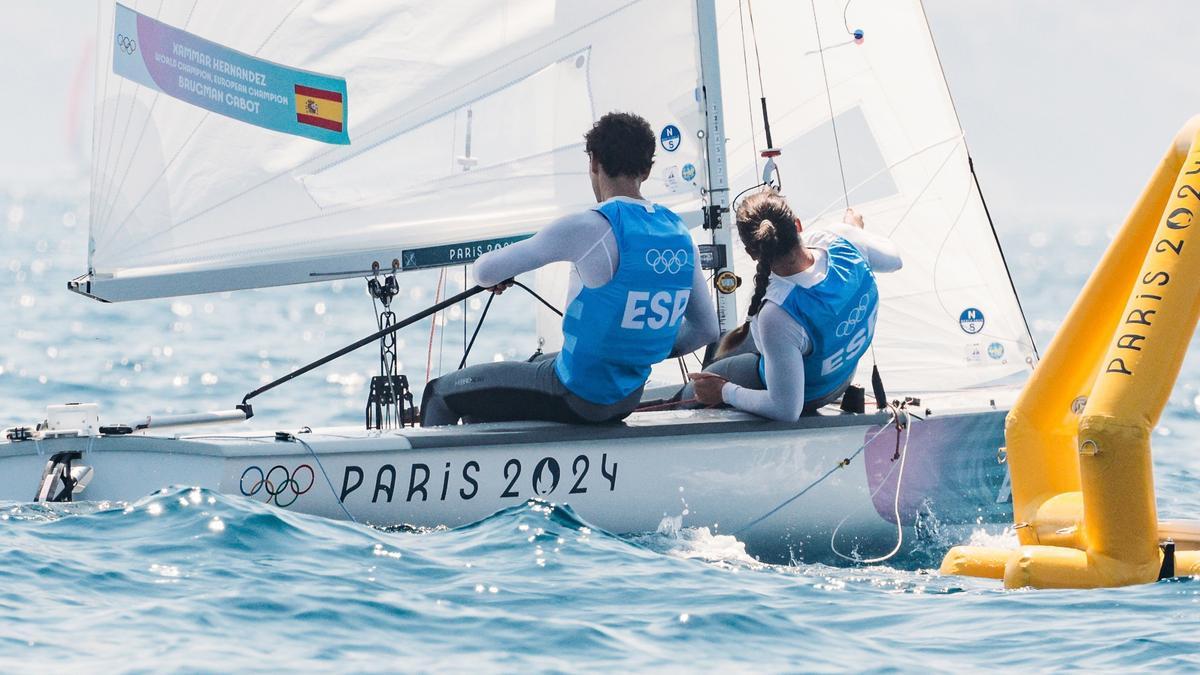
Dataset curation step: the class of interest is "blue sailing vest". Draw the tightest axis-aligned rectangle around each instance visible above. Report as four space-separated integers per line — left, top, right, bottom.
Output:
555 199 695 404
759 235 879 401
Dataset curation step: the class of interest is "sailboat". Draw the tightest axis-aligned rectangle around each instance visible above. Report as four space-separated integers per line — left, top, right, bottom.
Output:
0 0 1037 564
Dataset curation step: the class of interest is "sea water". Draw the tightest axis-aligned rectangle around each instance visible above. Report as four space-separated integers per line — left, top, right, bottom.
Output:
3 193 1200 671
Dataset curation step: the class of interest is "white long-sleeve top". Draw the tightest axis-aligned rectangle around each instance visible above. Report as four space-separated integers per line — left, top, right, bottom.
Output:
721 223 903 421
472 197 720 356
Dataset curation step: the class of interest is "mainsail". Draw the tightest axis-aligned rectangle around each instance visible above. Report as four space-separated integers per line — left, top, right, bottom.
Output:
82 0 708 301
82 0 1036 399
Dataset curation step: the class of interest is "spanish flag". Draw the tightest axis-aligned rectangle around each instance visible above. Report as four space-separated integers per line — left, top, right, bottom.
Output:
294 84 344 132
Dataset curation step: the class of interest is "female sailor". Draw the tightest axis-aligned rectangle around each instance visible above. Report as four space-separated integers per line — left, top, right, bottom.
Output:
420 112 718 426
687 190 902 420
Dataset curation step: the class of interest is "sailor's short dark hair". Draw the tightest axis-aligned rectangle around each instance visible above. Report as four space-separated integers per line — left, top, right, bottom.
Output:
584 112 656 179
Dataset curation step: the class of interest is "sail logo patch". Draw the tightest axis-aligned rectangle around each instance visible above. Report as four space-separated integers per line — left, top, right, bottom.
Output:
965 343 983 362
660 124 681 152
662 165 680 191
681 163 696 181
987 342 1005 360
959 308 985 334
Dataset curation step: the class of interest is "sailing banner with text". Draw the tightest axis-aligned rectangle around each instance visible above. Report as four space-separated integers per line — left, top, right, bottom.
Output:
111 3 349 144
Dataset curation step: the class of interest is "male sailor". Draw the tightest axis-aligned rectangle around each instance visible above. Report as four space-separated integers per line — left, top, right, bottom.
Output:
420 112 719 426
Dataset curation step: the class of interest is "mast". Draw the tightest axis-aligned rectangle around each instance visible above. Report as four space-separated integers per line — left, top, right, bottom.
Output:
695 0 737 334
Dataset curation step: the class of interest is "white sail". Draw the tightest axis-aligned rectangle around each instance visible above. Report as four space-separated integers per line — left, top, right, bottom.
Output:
85 0 1035 399
83 0 708 301
714 0 1037 396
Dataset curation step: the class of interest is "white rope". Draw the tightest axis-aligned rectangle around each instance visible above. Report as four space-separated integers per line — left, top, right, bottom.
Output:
736 0 762 178
829 407 913 564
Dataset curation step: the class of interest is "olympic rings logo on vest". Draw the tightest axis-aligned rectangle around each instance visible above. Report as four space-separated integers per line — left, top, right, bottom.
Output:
239 464 315 507
645 248 689 275
836 294 873 338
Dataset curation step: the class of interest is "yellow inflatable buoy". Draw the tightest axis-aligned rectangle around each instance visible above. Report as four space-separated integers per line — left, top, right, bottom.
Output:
941 116 1200 589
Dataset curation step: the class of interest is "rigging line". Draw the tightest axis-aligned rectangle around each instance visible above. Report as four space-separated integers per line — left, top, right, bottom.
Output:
737 0 761 178
733 181 769 210
291 436 357 524
426 268 446 383
438 273 449 376
970 158 1039 359
744 0 766 94
810 0 850 210
842 0 856 35
98 0 199 230
458 290 495 370
830 410 912 564
241 285 486 406
915 0 1038 358
802 39 858 55
728 410 897 537
463 265 468 360
512 280 564 317
94 0 303 252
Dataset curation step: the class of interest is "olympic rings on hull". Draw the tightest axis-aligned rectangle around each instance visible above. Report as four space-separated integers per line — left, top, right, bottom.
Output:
239 464 315 507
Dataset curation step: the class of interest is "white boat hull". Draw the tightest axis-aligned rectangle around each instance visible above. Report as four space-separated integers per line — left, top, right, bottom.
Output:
0 407 1010 564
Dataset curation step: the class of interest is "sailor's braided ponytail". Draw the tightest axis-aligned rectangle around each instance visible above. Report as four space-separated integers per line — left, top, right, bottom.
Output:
716 190 801 358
